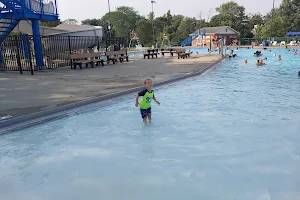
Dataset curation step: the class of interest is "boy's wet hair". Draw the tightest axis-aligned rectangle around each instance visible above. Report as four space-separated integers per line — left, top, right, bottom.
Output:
144 78 152 85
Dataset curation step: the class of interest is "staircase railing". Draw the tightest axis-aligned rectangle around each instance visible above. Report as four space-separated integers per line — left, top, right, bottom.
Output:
0 0 22 11
0 0 58 15
25 0 57 15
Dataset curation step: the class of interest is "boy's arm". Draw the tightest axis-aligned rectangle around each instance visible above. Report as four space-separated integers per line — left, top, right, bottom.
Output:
136 89 147 107
153 96 160 105
135 93 139 107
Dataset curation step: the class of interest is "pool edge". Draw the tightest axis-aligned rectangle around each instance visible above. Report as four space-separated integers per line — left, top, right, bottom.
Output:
0 56 225 134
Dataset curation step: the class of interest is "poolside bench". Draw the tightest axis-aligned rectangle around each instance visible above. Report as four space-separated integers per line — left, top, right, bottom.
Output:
143 49 158 59
176 48 190 59
70 52 104 69
105 50 129 64
161 48 176 56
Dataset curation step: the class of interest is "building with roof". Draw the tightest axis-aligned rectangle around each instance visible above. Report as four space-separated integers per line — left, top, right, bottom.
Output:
191 26 239 47
13 21 102 36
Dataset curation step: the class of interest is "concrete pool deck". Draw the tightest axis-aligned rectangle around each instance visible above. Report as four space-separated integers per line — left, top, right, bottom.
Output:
0 54 222 127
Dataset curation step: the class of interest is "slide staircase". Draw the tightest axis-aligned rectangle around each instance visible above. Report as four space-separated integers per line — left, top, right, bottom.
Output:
0 0 58 43
0 19 20 42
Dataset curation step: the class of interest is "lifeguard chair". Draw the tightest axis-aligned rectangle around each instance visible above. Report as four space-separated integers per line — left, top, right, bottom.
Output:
161 33 171 47
129 29 142 49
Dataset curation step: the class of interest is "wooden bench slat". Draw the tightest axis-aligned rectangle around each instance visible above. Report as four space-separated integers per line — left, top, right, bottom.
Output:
70 52 104 59
105 50 127 56
105 50 129 64
73 60 92 64
70 50 128 69
70 52 105 69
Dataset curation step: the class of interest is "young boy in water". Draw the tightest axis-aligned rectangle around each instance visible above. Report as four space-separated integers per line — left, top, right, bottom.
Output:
135 78 160 124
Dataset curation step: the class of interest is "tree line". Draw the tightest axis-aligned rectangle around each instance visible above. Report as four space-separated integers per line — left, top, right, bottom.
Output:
42 0 300 46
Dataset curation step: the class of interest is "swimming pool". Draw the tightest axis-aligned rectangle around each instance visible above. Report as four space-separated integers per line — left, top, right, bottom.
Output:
1 48 300 200
127 47 217 57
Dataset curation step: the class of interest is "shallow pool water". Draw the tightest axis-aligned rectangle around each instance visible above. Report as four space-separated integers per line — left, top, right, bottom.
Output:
1 48 300 200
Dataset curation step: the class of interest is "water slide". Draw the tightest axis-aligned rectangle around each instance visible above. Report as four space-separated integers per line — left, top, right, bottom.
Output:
13 20 103 56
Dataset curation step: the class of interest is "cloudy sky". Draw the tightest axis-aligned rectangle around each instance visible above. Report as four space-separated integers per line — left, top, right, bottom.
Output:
57 0 282 22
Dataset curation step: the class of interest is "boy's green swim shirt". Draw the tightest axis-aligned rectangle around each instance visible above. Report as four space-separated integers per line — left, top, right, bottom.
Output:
138 89 155 109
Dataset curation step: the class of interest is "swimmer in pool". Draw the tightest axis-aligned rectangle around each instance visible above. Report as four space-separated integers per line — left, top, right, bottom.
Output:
257 59 265 66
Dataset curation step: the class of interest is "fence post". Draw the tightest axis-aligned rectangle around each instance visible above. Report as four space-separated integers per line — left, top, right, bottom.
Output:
106 39 108 51
21 33 30 60
68 35 72 68
209 38 212 54
14 36 23 75
32 19 45 69
97 36 100 51
0 44 4 68
26 35 34 75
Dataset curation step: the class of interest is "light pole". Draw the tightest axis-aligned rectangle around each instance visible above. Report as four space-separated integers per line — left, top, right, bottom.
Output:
108 0 112 46
270 0 275 39
151 0 156 45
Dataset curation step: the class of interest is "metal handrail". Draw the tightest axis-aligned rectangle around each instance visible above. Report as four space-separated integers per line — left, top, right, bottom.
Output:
24 0 57 15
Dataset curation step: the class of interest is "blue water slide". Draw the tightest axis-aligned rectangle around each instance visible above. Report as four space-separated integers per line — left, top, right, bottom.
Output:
180 29 206 47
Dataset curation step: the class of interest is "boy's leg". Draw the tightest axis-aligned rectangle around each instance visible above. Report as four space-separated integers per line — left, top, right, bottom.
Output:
143 117 147 124
147 107 152 123
140 109 148 124
147 114 152 122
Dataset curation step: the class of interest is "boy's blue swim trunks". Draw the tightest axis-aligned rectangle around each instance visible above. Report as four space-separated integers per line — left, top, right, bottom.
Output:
140 107 151 118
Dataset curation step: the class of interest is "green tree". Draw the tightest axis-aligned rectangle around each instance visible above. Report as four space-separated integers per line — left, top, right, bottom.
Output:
209 1 248 37
81 18 102 26
135 19 153 46
279 0 300 32
243 14 264 38
105 6 143 37
248 14 263 28
40 20 61 27
164 15 184 41
62 18 78 25
81 17 112 39
173 17 197 42
258 9 285 37
82 6 143 39
163 10 173 25
253 24 264 40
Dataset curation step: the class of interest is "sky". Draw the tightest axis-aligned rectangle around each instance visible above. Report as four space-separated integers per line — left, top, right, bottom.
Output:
57 0 282 23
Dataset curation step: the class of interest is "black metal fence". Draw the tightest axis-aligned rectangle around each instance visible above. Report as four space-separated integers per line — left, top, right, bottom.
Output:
0 35 129 74
0 35 35 74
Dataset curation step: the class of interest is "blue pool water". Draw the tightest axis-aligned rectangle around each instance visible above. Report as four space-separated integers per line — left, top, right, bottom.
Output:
127 47 217 57
1 49 300 200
